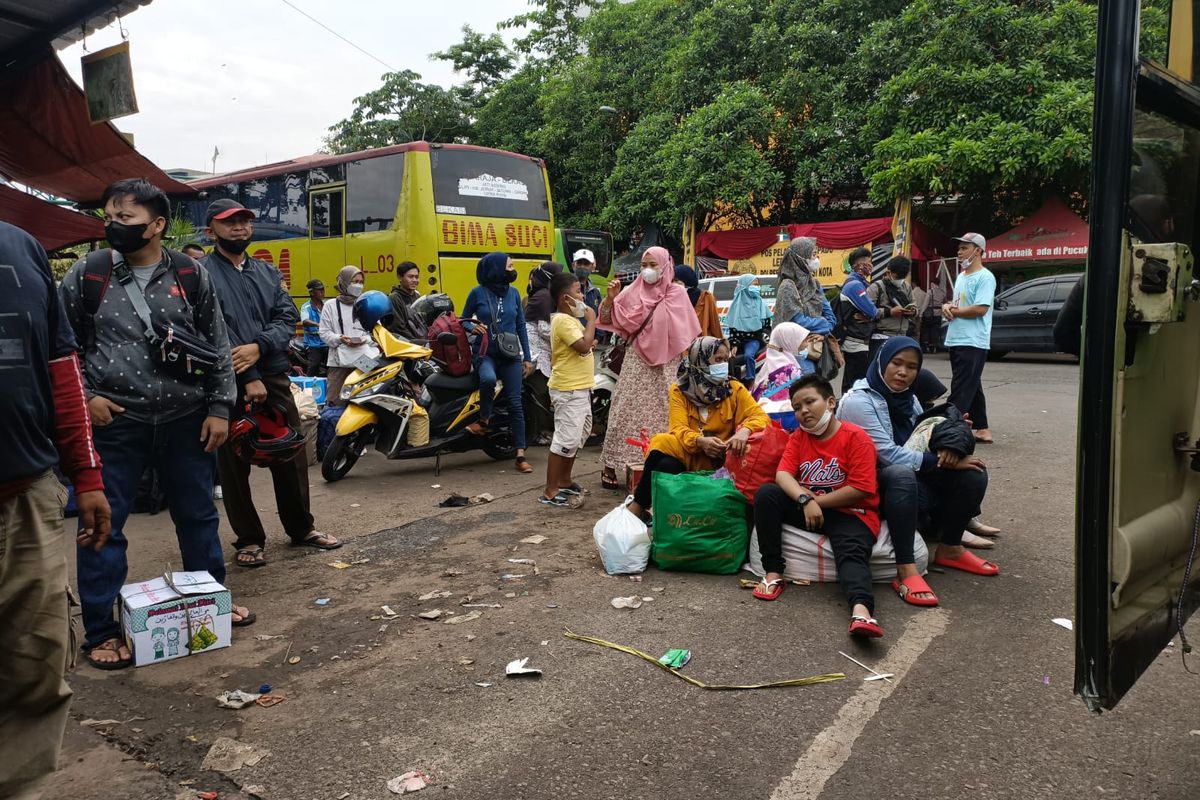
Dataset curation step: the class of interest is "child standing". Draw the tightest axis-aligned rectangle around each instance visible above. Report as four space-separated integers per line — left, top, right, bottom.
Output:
752 374 885 638
541 273 598 508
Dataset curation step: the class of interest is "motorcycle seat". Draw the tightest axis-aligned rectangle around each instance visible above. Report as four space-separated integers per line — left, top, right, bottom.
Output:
425 371 478 393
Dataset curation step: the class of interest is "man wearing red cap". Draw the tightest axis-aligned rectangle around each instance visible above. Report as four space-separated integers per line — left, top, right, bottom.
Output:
942 233 996 444
202 200 341 569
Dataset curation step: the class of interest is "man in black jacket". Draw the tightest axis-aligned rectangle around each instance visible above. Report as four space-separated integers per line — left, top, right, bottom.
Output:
386 260 427 341
202 199 340 568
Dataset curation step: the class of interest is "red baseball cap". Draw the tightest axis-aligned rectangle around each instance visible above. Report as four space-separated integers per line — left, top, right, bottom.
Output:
205 198 256 224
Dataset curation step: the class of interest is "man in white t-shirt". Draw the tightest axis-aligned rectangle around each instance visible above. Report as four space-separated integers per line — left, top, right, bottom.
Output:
941 233 996 444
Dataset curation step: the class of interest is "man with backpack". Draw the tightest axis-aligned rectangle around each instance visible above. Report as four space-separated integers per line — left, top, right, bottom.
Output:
201 199 341 569
865 255 918 359
835 248 883 394
59 179 254 670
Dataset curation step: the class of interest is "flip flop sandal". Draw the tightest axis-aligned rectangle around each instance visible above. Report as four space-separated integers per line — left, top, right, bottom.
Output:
558 483 591 496
293 532 342 551
235 546 267 568
600 475 622 491
966 517 1002 537
961 531 995 550
892 575 939 607
515 457 534 474
933 550 1000 576
232 607 257 628
849 615 884 638
973 434 994 444
752 578 786 601
85 638 133 671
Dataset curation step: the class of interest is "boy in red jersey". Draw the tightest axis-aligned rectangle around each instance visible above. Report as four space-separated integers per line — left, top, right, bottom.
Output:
752 374 885 638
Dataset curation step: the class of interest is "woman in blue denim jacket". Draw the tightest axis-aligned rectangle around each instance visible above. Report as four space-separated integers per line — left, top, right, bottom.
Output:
837 336 999 608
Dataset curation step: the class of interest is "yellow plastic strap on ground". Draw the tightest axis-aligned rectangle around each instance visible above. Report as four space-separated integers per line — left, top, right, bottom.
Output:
563 630 845 691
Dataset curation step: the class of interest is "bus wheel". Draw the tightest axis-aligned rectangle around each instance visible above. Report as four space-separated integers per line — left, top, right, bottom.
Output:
322 428 371 482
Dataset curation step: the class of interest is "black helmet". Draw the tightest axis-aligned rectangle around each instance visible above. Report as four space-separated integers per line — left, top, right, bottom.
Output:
411 293 455 329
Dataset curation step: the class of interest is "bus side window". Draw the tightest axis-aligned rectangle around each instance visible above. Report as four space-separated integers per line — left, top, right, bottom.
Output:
311 190 344 239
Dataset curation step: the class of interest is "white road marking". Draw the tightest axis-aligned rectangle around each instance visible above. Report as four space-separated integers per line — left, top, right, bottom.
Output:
769 608 951 800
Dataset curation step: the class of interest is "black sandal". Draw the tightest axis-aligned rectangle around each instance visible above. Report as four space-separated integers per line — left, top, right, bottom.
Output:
232 605 257 628
292 531 342 550
600 471 621 491
235 546 266 568
85 638 133 671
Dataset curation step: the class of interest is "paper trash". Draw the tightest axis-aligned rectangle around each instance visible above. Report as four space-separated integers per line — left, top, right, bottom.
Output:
505 657 543 677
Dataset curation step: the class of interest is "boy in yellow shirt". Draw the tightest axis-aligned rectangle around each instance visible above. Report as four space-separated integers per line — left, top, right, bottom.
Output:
541 273 597 508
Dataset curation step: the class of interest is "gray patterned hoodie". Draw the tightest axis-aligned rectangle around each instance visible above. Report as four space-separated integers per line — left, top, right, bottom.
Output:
59 249 236 423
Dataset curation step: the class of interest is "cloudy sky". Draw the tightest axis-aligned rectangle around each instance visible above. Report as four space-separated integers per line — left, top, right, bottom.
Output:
60 0 532 174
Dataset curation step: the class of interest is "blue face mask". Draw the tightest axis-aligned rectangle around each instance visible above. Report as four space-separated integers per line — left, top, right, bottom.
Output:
746 285 761 296
707 361 729 380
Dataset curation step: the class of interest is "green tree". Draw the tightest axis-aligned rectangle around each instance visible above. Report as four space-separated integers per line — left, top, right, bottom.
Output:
500 0 605 62
865 0 1099 222
432 25 517 111
325 70 470 153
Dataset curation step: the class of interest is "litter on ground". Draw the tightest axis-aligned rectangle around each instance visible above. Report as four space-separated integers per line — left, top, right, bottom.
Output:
386 770 429 794
520 534 548 545
611 596 642 609
215 690 261 709
1051 618 1074 631
418 589 452 601
565 630 844 690
507 558 536 565
328 561 351 569
315 598 331 606
418 609 445 620
658 649 692 669
201 738 269 773
444 610 483 625
505 657 543 677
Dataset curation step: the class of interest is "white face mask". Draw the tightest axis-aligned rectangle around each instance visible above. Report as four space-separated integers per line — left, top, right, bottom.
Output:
347 283 364 297
641 267 661 284
571 298 588 317
808 257 821 272
799 407 834 436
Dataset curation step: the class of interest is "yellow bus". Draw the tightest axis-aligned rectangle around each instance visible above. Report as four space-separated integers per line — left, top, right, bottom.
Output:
180 142 557 309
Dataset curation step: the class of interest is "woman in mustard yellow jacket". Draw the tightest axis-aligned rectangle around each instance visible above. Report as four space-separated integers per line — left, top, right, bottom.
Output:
627 337 770 518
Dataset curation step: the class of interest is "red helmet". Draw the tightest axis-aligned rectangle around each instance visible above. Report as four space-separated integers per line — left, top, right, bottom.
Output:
229 402 308 467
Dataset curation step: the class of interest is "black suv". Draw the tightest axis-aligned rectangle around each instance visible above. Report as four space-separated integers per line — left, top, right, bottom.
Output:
987 272 1082 358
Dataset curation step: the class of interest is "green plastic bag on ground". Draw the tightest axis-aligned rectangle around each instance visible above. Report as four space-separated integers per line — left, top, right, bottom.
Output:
651 471 749 574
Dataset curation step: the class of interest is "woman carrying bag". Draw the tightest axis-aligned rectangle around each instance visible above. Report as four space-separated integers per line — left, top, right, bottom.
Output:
775 237 842 380
319 266 380 407
596 246 700 491
463 252 535 474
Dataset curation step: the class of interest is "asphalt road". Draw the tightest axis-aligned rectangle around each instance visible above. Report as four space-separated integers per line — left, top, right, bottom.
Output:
43 353 1200 800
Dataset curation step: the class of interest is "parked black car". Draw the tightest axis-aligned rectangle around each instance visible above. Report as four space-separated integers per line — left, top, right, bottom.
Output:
941 272 1082 359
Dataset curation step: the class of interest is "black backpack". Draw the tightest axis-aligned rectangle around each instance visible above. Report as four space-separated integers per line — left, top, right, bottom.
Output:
80 248 201 322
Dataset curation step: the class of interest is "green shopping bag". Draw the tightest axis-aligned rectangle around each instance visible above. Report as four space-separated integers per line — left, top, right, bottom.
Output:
651 471 749 574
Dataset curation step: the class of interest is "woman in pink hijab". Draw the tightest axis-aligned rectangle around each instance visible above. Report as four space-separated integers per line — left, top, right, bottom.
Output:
597 246 701 490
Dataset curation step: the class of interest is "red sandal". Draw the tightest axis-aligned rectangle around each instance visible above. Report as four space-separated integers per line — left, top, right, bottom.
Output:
892 574 939 607
934 550 1000 576
849 615 884 638
752 578 786 601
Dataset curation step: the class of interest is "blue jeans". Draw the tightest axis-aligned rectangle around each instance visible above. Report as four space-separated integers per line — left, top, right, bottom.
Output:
477 352 527 450
741 338 762 382
78 410 225 649
877 462 988 562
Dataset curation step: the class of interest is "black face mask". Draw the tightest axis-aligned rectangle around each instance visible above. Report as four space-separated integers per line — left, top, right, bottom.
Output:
105 221 153 255
217 236 251 256
504 269 518 284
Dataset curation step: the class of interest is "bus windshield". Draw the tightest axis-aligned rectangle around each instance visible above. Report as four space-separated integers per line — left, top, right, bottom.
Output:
431 149 550 221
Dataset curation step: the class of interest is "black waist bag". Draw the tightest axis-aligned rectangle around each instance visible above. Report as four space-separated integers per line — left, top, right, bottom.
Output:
115 259 218 383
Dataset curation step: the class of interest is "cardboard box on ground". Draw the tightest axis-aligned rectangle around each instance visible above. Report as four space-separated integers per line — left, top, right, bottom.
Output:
119 571 232 666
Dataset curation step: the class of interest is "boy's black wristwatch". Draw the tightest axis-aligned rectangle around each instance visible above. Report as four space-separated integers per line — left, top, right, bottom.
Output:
796 494 812 511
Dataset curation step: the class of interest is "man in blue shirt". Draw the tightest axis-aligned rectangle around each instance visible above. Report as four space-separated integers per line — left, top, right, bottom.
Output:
300 278 327 376
942 233 996 444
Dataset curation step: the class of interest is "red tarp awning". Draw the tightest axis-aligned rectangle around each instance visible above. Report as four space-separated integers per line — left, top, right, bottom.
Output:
0 53 193 204
697 216 947 261
0 184 104 250
985 197 1088 263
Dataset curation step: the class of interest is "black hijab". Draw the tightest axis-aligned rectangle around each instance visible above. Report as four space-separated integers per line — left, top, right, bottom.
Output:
674 264 702 306
865 336 923 445
525 261 563 324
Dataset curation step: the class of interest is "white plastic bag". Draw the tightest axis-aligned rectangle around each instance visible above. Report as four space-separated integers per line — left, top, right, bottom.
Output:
592 497 651 575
